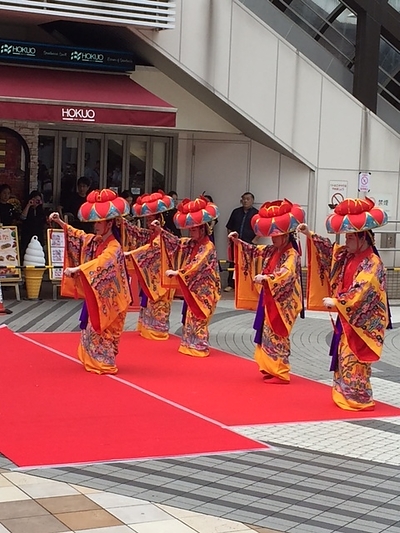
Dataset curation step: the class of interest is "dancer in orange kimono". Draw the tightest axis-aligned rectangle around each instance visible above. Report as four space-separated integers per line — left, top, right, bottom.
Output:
124 191 175 340
298 197 390 411
49 189 131 374
229 199 305 384
152 196 221 357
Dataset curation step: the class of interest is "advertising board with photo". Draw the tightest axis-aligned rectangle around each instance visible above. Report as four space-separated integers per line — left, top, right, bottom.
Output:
0 226 22 281
47 228 65 281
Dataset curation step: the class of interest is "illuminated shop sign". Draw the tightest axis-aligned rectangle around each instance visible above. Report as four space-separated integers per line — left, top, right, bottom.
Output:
0 40 135 72
61 108 96 122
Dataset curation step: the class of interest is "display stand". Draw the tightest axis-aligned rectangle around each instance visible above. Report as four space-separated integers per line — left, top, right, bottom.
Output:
0 225 22 301
47 228 65 300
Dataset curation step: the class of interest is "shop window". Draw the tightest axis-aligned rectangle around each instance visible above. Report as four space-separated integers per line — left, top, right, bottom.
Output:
38 135 55 205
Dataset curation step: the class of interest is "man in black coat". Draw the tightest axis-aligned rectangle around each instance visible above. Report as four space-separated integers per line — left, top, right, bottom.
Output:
225 192 258 291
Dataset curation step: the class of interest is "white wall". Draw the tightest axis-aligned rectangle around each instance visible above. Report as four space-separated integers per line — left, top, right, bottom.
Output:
129 0 400 266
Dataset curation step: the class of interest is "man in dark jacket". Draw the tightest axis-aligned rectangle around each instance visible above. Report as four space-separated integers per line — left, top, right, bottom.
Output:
225 192 258 291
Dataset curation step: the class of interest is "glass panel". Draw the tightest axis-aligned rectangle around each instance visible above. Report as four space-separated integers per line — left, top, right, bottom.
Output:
83 138 101 190
321 9 356 64
388 0 400 13
106 138 124 194
378 38 400 109
38 135 55 206
128 139 146 197
282 0 340 37
151 141 167 193
59 135 78 210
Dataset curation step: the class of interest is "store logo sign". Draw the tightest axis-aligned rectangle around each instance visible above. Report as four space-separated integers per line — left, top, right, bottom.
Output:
70 51 104 63
0 44 36 56
61 108 96 122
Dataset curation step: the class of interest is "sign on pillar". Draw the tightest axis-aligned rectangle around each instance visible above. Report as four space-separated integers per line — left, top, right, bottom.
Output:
358 172 371 193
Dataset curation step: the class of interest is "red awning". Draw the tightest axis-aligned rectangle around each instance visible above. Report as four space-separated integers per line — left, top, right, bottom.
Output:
0 65 176 128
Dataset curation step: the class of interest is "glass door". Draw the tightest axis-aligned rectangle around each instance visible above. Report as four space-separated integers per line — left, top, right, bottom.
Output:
106 135 124 194
151 138 169 193
128 138 147 198
59 134 80 210
83 135 102 190
38 134 55 206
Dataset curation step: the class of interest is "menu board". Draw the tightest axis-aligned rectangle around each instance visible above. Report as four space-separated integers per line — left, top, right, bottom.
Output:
0 226 22 281
47 228 65 281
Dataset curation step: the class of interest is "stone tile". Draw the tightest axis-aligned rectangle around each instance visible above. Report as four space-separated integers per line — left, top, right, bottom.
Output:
108 503 171 524
183 513 253 532
0 499 49 519
1 514 69 533
0 486 31 503
55 509 123 530
36 494 102 513
132 518 202 532
88 492 147 508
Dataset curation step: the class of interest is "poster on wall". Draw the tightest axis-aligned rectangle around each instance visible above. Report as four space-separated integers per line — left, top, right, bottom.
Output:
0 226 22 281
47 228 65 281
328 181 348 210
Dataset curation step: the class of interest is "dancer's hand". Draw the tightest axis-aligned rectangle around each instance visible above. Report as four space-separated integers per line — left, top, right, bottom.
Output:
323 297 335 308
166 269 178 277
150 220 161 234
297 223 311 238
64 266 80 277
49 212 65 227
228 231 239 241
254 274 267 284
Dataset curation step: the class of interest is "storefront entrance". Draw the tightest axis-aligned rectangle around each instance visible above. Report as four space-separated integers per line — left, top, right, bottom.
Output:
38 130 175 209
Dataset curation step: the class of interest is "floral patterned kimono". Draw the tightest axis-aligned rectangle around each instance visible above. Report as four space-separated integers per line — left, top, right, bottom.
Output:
306 233 388 410
125 235 173 340
160 230 221 357
61 225 131 374
235 240 302 383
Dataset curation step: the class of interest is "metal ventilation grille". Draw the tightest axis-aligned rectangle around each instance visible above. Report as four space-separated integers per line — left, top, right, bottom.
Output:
0 0 176 29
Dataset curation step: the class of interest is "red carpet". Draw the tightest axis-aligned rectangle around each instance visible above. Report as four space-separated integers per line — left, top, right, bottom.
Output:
25 331 400 425
0 326 267 468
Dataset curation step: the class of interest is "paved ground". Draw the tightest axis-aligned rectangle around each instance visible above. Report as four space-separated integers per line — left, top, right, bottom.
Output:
1 282 400 533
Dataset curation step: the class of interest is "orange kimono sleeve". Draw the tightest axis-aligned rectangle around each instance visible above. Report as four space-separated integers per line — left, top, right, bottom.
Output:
159 230 184 290
78 239 131 334
126 236 168 301
306 233 333 311
176 240 221 320
335 254 388 362
234 240 266 310
60 224 97 299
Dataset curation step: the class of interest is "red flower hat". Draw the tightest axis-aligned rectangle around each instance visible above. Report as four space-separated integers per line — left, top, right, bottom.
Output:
78 189 130 222
251 199 305 237
174 196 219 229
132 190 174 217
326 197 388 233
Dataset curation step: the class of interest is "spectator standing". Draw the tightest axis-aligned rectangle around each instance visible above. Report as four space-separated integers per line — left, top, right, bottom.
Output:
59 176 91 231
225 192 258 291
163 190 181 237
0 184 19 226
20 190 47 257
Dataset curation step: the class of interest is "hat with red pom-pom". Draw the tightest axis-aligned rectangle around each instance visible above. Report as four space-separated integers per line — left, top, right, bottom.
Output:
326 197 388 233
174 196 219 229
78 189 130 222
132 190 174 217
251 199 305 237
